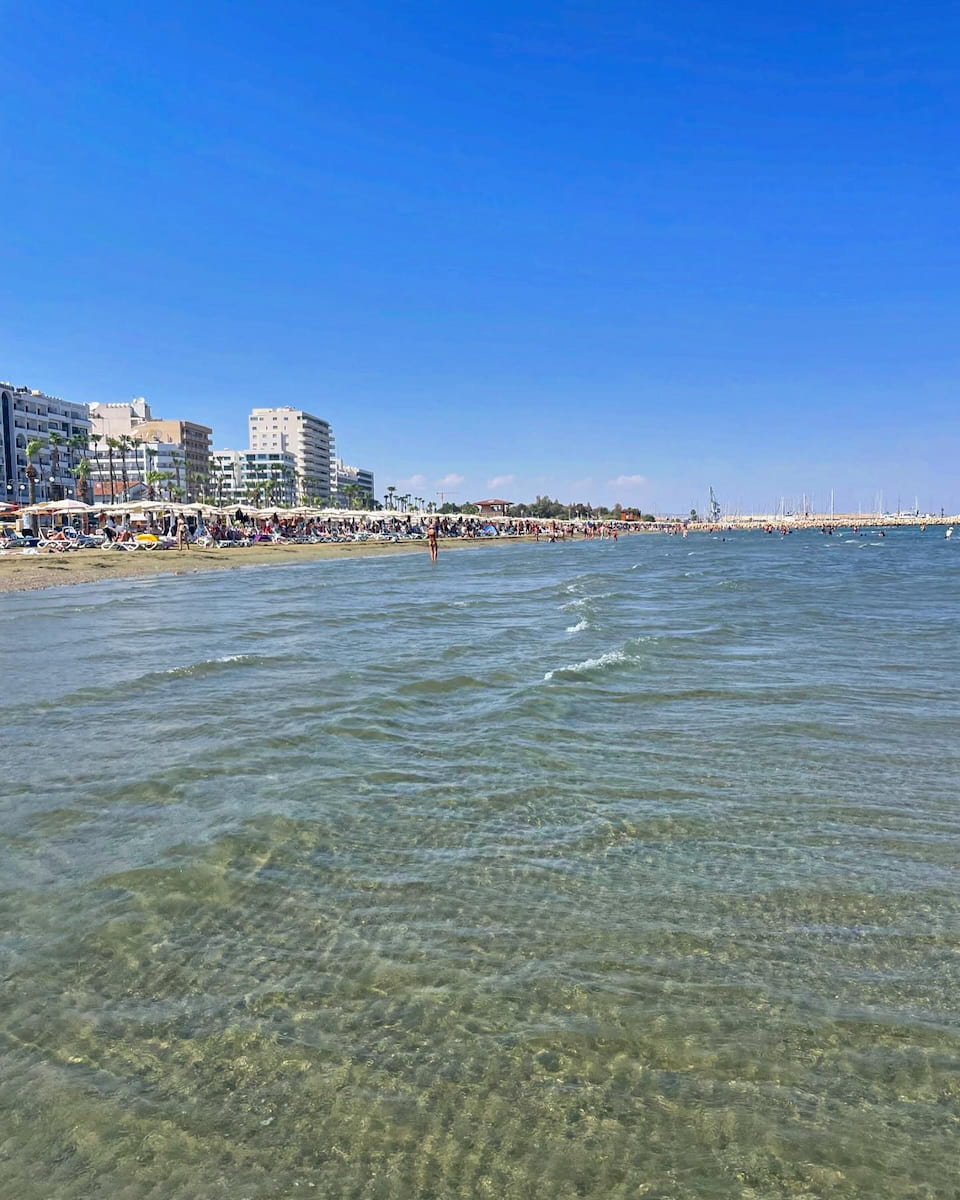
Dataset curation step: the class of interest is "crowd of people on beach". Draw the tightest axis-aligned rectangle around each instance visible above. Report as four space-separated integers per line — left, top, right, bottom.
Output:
3 504 950 558
1 506 633 556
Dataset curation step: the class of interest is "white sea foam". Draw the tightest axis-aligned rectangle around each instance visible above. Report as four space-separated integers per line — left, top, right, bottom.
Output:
565 619 588 634
560 590 613 612
544 648 633 681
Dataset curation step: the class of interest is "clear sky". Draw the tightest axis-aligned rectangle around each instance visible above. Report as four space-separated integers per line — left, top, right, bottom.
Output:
2 0 957 514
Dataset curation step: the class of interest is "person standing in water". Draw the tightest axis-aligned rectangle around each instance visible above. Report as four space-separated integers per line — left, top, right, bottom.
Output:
427 518 439 563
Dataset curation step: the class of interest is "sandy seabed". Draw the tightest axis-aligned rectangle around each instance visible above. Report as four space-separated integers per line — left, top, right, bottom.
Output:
0 537 522 594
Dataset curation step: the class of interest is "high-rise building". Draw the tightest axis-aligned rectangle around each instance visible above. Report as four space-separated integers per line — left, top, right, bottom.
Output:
0 381 92 505
248 407 333 502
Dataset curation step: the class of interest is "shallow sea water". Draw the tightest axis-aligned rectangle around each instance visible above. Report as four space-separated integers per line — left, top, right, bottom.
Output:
1 529 958 1199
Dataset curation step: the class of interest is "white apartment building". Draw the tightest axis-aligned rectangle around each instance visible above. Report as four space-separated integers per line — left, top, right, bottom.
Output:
0 381 92 504
332 458 376 507
248 407 333 501
211 450 298 507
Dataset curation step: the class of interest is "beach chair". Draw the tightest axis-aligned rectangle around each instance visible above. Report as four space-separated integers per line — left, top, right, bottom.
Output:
62 527 105 549
37 530 79 552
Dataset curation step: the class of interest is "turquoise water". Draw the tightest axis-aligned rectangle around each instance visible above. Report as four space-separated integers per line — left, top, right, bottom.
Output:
1 530 958 1199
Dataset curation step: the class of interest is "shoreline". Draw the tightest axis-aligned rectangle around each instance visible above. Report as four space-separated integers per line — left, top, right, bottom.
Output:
1 518 952 595
0 536 537 595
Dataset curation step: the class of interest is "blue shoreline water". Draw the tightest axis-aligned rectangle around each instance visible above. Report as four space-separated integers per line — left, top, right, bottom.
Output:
1 530 958 1198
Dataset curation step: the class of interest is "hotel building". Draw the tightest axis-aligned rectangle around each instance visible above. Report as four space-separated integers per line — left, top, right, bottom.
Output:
0 381 92 505
332 458 376 507
211 449 298 508
248 407 333 502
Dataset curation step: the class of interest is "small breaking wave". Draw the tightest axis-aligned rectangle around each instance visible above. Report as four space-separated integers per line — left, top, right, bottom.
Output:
544 647 639 682
565 619 588 634
163 654 256 677
25 654 289 712
560 591 611 612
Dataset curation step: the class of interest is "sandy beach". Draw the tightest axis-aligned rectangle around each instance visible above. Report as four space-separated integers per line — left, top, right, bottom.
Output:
0 536 532 594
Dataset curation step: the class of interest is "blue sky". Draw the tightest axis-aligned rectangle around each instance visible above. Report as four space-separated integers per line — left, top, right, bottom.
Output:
2 0 957 514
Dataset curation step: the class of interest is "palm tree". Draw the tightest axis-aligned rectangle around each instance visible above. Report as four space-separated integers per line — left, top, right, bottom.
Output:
117 434 132 501
145 470 164 502
47 431 65 501
386 485 396 510
67 432 89 498
105 437 121 504
279 465 295 507
267 469 281 505
209 459 226 507
87 434 104 498
72 456 93 504
24 438 45 531
171 452 185 498
131 437 145 491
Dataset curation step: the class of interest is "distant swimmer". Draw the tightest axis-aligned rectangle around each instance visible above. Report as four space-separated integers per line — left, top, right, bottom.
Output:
946 528 954 539
427 518 439 563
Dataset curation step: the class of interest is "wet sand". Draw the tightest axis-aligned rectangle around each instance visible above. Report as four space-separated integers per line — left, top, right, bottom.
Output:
0 537 530 594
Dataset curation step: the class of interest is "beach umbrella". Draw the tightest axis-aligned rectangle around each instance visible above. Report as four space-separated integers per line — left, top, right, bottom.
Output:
45 499 96 513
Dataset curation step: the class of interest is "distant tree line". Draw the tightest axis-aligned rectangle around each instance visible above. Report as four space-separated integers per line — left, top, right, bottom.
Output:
423 494 656 521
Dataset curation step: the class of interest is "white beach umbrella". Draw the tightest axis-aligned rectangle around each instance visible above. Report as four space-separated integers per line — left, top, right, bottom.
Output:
117 500 168 512
45 499 96 513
